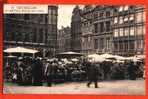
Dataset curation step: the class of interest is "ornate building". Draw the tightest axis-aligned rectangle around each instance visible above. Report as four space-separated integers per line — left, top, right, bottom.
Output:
92 5 115 54
81 5 95 54
57 26 71 53
4 5 58 57
112 6 146 56
80 5 145 56
71 6 82 52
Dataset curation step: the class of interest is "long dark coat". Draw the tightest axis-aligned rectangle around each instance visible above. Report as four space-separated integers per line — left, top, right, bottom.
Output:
87 63 100 82
32 59 43 86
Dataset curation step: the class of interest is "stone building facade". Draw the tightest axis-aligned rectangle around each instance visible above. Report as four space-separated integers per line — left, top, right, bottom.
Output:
71 6 82 52
57 26 71 53
4 5 58 57
112 6 146 56
80 5 145 56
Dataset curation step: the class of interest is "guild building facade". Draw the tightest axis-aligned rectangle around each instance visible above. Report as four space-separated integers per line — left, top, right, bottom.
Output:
57 26 71 53
71 6 82 53
79 5 145 56
4 5 58 57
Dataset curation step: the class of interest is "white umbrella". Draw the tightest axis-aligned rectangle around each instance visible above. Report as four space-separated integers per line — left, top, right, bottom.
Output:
56 51 83 58
114 55 126 60
100 53 126 61
4 47 39 54
100 53 115 59
134 55 145 59
125 56 141 62
88 54 105 62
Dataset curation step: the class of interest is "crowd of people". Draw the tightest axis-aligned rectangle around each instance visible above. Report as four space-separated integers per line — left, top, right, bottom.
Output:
3 56 145 87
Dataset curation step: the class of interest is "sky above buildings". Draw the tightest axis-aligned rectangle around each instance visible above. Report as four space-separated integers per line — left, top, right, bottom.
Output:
58 5 84 29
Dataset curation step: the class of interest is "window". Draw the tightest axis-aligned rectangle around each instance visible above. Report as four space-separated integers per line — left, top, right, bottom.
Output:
45 29 48 43
130 27 134 36
94 12 98 19
137 40 143 49
48 15 52 24
82 38 84 43
94 23 98 33
106 11 110 17
16 25 22 41
129 14 134 21
114 17 118 24
119 16 123 24
114 43 118 51
129 41 135 50
124 6 129 11
124 16 128 22
124 41 128 51
106 21 111 32
100 12 104 18
52 16 57 24
119 42 123 51
45 15 48 24
119 6 123 12
114 29 118 37
39 28 43 43
100 22 104 32
52 10 57 15
136 12 142 23
39 15 44 22
94 39 98 49
100 38 104 49
48 9 52 14
119 28 124 37
125 28 129 36
106 38 110 50
137 26 143 35
88 36 91 42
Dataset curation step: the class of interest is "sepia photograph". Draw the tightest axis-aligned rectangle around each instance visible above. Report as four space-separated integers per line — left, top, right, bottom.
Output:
3 4 146 95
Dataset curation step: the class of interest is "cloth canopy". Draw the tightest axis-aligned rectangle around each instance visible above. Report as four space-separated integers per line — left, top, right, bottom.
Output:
88 54 105 62
4 47 39 54
134 55 145 59
100 53 115 59
56 51 84 58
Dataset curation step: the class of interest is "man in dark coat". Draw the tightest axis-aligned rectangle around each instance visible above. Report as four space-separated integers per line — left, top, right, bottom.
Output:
127 61 137 80
32 58 43 86
86 62 100 88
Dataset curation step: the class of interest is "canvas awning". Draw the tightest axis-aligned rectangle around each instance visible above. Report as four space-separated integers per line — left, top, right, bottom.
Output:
56 51 84 58
88 54 105 62
4 47 39 54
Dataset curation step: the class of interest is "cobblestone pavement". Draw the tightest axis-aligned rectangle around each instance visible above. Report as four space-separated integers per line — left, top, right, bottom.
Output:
3 79 145 95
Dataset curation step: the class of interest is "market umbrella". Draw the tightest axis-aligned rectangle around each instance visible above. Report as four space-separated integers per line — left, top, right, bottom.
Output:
4 47 39 58
114 55 126 60
4 47 39 54
100 53 115 59
100 53 126 60
87 54 105 62
134 55 145 59
125 56 142 62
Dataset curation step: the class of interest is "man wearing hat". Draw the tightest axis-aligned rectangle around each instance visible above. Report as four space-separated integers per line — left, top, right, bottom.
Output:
86 62 100 88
